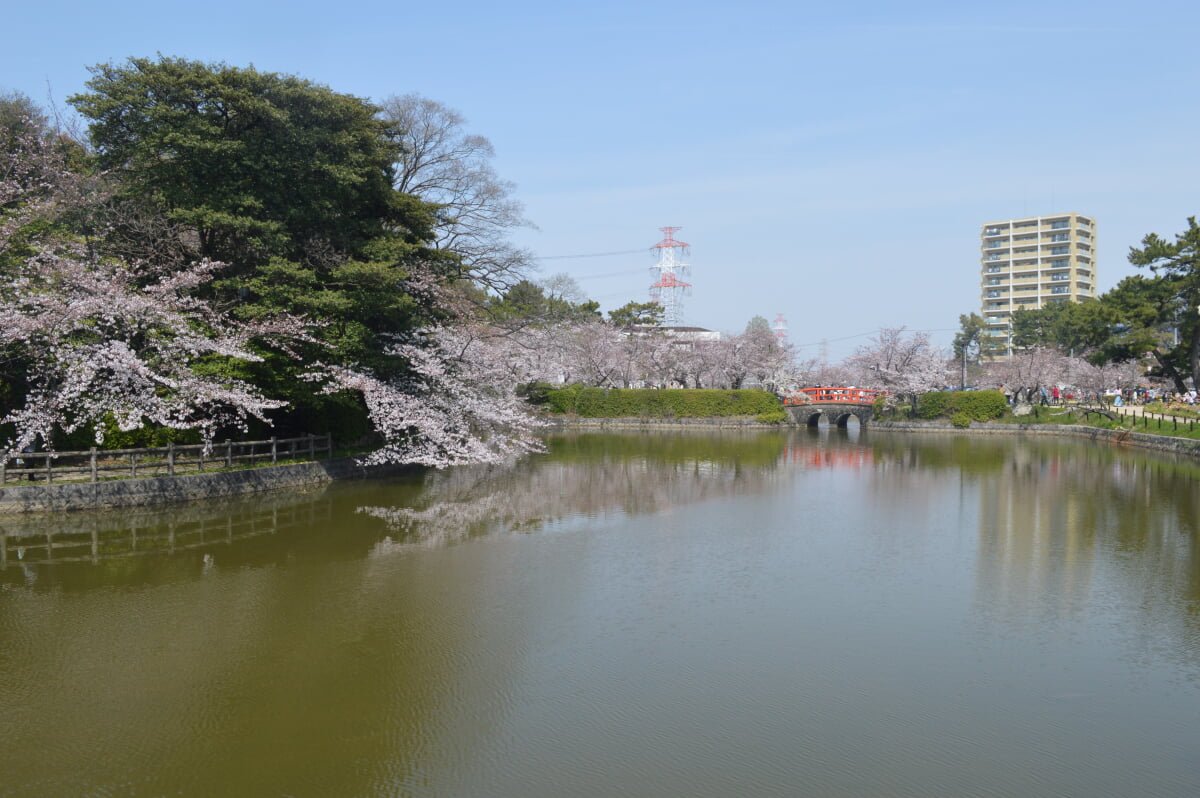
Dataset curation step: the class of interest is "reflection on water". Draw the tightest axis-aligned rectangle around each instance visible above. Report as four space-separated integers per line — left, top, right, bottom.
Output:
367 431 794 555
0 489 335 569
1 429 1199 797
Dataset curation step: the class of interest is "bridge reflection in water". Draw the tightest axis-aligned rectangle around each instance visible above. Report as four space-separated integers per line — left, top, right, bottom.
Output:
781 386 882 428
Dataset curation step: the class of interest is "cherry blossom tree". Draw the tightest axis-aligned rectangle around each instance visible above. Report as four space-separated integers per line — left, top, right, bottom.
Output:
1065 357 1131 405
844 327 950 395
982 346 1070 402
1 129 305 458
309 324 544 467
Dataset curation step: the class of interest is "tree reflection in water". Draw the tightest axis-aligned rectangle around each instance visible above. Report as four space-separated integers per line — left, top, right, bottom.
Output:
364 431 796 555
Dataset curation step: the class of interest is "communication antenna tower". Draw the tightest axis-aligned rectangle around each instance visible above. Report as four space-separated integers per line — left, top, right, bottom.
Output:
648 226 691 325
773 314 788 340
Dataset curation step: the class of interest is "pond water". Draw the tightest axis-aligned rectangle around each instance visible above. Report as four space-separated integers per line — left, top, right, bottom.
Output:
2 428 1199 797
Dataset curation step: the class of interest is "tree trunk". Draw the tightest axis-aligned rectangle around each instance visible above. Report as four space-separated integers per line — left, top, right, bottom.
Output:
1190 324 1200 391
1153 348 1189 394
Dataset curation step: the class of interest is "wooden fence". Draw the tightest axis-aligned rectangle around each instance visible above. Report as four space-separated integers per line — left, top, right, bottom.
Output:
0 434 333 486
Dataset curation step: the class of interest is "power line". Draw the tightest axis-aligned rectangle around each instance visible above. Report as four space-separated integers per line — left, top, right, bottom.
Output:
789 328 959 349
533 248 648 261
566 268 649 281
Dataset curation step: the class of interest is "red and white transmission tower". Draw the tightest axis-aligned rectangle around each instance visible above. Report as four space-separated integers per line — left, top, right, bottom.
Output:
773 313 789 340
648 226 691 325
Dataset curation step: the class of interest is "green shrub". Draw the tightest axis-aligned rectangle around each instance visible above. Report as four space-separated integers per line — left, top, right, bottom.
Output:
916 392 951 420
950 411 972 428
538 387 783 419
917 390 1007 423
872 394 888 420
755 409 789 424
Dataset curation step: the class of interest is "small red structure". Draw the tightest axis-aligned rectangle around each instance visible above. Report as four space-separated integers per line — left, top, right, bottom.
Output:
781 387 883 406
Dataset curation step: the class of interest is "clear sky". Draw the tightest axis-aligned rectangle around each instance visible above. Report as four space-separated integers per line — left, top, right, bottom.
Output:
4 0 1198 358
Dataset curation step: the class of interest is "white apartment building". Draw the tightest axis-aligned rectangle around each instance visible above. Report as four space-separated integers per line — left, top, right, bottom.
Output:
980 213 1097 356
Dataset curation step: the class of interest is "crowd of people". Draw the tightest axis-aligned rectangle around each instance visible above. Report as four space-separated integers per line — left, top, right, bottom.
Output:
993 385 1199 408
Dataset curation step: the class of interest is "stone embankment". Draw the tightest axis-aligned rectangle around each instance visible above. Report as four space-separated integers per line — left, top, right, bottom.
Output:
550 414 1200 459
545 416 772 430
873 420 1200 458
0 457 410 515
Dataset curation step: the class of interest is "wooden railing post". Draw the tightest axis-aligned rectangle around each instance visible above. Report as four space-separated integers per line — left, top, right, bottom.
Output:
130 452 137 479
309 435 315 460
326 432 332 458
167 442 175 476
225 439 232 468
90 447 97 483
271 437 277 464
46 453 52 484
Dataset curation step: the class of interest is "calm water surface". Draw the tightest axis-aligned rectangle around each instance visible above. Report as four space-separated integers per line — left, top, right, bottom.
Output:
2 428 1199 797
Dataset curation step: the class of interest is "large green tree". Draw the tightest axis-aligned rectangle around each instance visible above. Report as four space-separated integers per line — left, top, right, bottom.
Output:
70 57 433 270
607 301 664 328
952 312 1001 388
1009 300 1112 355
69 58 457 437
1126 217 1200 390
1093 275 1187 390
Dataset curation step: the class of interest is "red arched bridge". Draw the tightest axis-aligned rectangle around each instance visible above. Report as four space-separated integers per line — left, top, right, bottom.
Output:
780 387 883 427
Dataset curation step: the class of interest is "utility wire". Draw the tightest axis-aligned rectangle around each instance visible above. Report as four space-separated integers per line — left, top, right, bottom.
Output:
532 248 648 261
789 328 959 349
568 268 650 281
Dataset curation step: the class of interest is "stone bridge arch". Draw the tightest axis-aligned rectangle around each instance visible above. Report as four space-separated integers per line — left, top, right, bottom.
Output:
780 387 881 429
786 405 874 428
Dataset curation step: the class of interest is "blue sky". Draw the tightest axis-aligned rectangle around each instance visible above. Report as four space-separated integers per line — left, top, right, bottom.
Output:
4 0 1198 358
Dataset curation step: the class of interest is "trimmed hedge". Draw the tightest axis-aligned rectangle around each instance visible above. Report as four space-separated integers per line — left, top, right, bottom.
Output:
541 386 784 420
916 390 1008 423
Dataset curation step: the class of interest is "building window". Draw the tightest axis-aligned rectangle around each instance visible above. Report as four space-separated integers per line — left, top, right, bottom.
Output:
1050 246 1069 255
986 266 1002 273
1050 220 1070 229
987 240 1005 248
1050 233 1069 242
987 290 1001 298
1051 286 1069 294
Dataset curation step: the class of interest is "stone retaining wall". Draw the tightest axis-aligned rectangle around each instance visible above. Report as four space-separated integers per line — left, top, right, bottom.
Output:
873 420 1200 458
0 457 412 515
545 416 773 430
